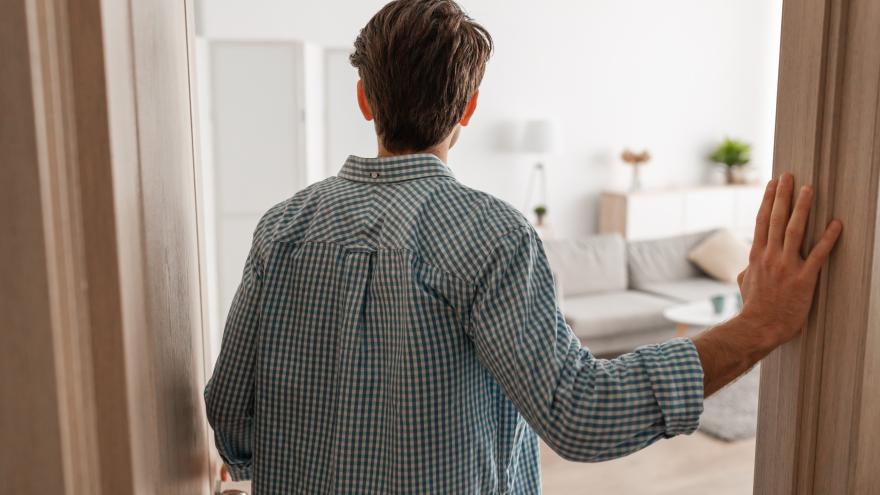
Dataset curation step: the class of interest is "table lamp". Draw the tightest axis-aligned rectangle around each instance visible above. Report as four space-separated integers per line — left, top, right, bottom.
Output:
522 119 558 228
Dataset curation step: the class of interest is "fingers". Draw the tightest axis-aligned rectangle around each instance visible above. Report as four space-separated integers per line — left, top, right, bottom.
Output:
736 269 747 292
805 220 843 274
751 178 778 256
783 185 814 257
768 173 795 249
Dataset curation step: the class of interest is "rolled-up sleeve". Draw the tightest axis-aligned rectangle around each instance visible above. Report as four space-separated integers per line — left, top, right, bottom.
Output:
204 247 263 480
467 227 703 462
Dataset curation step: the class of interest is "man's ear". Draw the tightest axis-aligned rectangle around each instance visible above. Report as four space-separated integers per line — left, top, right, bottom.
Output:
459 91 479 126
357 80 374 121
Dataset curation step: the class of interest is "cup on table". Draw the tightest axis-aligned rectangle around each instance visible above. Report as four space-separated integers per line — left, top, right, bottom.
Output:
710 294 726 315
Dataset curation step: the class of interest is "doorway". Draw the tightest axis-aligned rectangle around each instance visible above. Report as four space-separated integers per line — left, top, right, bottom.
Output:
191 2 783 493
4 1 880 494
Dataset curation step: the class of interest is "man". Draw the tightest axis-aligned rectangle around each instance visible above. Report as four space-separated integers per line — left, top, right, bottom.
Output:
205 1 843 493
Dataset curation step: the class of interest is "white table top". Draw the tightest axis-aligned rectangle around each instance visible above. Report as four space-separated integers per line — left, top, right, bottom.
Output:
663 297 741 328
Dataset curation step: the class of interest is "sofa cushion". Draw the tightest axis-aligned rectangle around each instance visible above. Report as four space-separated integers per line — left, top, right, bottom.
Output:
637 277 739 303
688 229 750 283
543 234 627 297
562 290 675 340
627 230 715 289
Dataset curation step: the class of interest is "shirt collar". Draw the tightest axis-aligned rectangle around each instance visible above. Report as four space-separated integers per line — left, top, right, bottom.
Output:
338 154 454 183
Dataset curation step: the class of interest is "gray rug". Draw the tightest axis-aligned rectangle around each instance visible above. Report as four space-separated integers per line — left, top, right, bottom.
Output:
698 365 760 441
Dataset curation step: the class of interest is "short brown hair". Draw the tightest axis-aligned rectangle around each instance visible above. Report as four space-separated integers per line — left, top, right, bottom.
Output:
350 0 493 152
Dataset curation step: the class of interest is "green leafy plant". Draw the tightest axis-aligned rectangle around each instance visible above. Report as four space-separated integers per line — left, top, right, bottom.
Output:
710 138 751 168
533 205 547 226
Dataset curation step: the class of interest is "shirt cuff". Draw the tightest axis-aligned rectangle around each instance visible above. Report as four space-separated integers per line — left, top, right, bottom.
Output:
213 422 254 480
639 337 705 437
226 462 252 481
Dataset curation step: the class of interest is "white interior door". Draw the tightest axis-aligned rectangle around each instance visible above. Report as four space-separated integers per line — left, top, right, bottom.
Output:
202 41 308 367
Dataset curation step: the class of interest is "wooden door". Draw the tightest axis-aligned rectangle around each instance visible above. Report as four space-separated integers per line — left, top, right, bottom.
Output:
754 0 880 493
1 0 212 493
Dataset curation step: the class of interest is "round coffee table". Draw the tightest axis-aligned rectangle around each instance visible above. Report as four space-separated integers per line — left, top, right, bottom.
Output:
663 298 741 338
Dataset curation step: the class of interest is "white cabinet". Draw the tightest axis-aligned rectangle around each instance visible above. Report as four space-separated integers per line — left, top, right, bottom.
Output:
683 188 736 234
734 186 764 234
625 193 685 239
599 185 763 241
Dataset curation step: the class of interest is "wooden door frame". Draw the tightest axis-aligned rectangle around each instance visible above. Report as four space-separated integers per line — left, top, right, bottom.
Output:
754 0 880 492
2 0 120 492
2 0 212 493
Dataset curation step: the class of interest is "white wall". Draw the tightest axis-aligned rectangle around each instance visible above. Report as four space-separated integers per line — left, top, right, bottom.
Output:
198 0 782 237
303 43 328 183
324 49 377 175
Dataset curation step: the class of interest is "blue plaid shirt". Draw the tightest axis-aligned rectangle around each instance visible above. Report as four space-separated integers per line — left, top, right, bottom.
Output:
205 154 704 494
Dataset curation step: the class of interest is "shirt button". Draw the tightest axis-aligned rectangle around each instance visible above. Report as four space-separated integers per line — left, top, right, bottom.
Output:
371 172 379 179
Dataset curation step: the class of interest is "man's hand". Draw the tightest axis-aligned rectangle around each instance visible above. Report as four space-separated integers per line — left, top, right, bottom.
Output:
737 173 843 347
692 173 842 397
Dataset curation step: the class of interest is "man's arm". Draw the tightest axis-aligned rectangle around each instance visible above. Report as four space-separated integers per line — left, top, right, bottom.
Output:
693 173 842 396
204 247 263 480
469 228 705 462
467 173 840 462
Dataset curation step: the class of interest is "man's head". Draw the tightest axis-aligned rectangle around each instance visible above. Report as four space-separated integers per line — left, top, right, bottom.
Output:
351 0 492 153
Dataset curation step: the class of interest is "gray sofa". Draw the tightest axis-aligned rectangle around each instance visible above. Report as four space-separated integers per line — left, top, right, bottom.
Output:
543 230 738 356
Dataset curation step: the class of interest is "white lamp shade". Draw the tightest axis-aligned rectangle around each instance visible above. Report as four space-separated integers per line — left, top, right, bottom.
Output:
522 119 558 154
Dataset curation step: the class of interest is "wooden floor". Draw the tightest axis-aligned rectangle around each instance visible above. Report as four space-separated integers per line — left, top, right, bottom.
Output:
540 433 756 495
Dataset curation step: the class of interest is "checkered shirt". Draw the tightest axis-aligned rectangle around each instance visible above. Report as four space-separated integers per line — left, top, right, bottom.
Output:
205 153 704 494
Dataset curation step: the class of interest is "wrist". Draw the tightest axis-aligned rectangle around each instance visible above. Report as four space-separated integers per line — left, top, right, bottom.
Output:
735 310 788 354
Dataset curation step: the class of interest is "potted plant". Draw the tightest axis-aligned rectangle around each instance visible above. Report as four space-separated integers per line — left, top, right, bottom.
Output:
711 138 751 184
533 204 548 227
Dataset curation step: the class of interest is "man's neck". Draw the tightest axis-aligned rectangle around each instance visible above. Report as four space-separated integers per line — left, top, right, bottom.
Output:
377 142 450 163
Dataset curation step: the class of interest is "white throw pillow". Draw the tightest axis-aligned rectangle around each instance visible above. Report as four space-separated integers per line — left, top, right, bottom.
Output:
687 229 750 283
